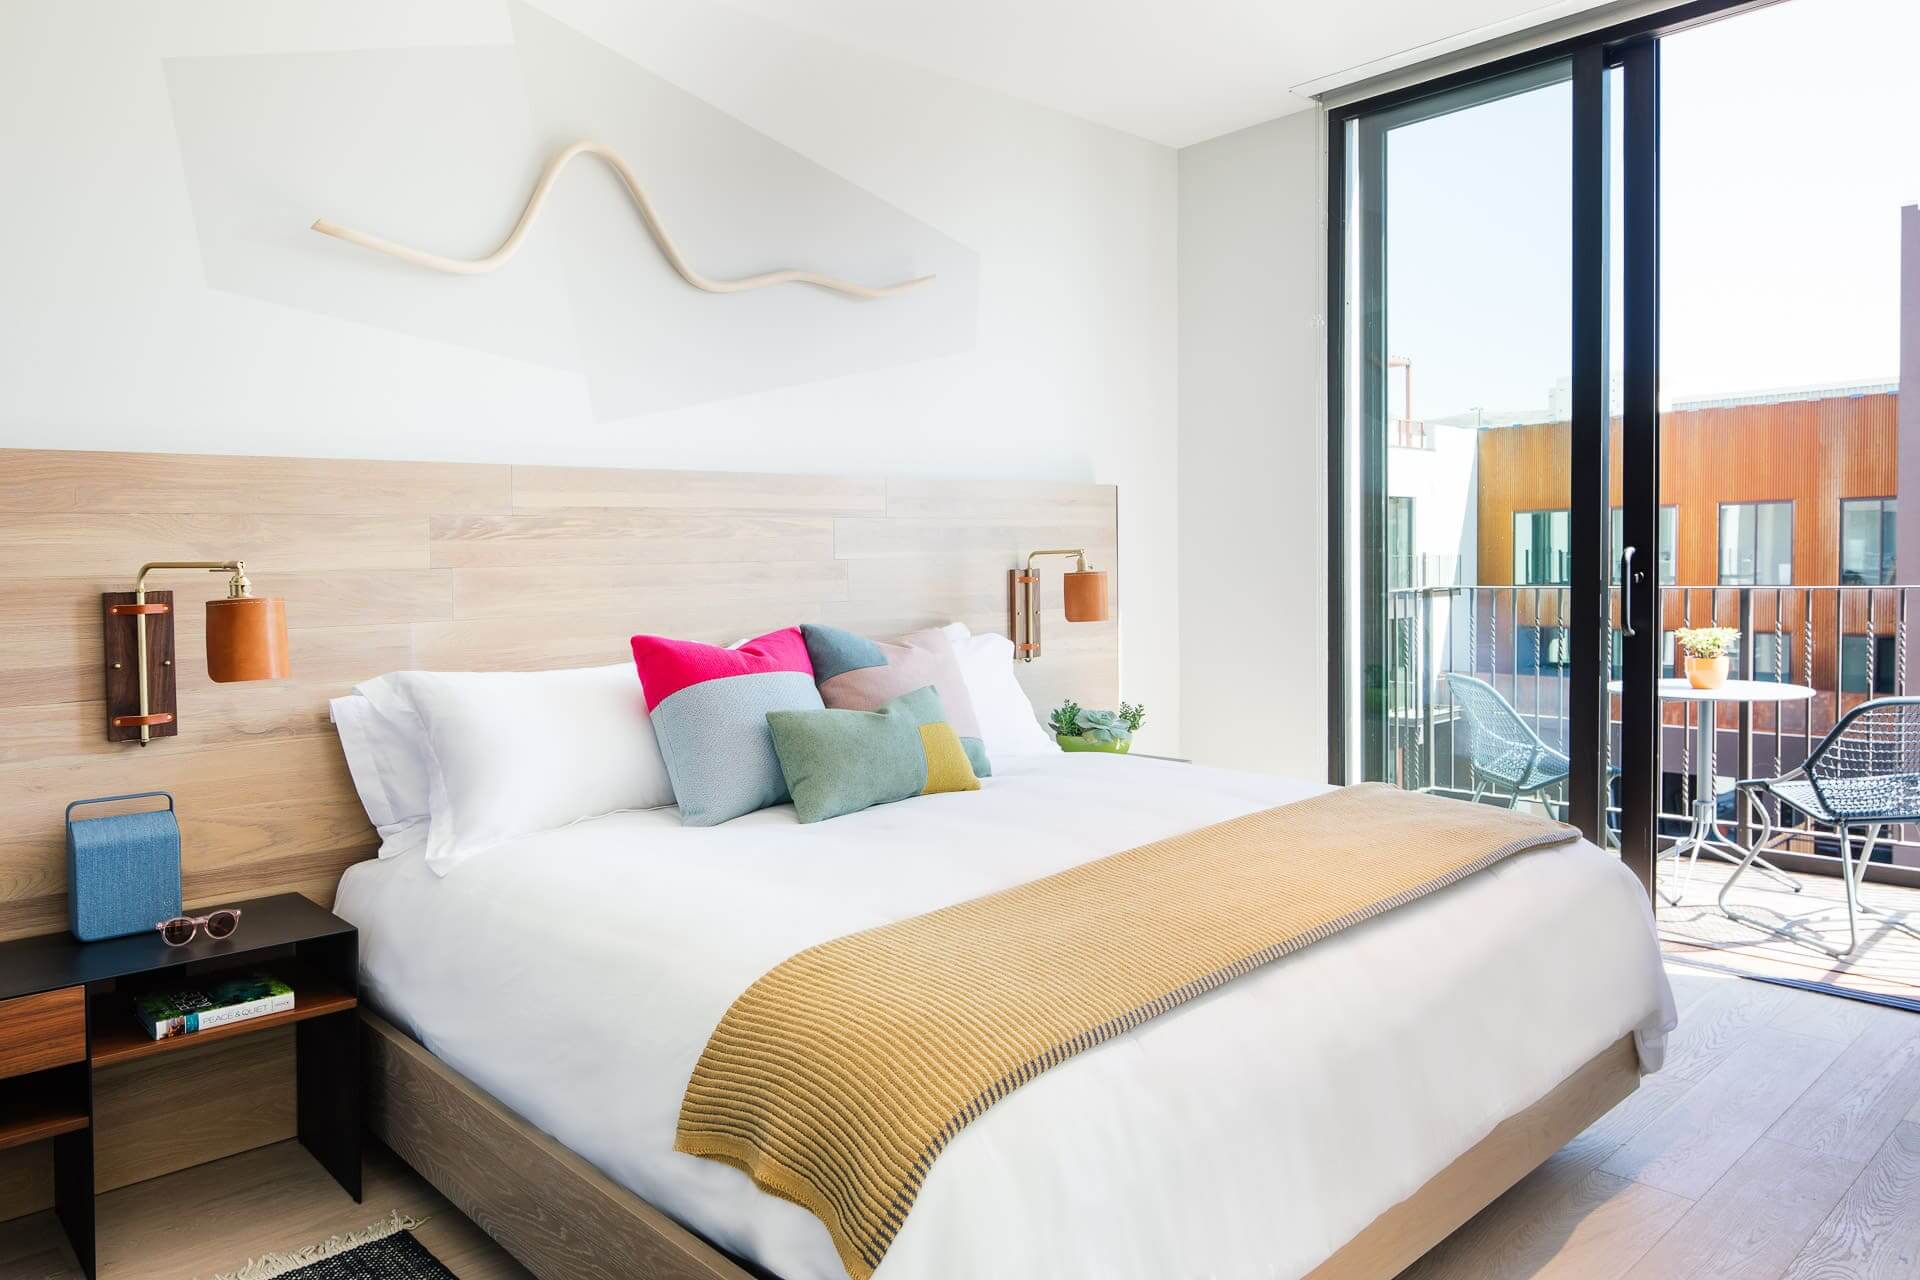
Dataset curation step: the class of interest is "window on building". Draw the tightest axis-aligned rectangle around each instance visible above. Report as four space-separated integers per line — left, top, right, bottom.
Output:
1611 507 1678 584
1514 509 1570 585
1518 625 1570 674
1729 632 1788 682
1387 496 1416 591
1719 502 1793 585
1840 634 1897 695
1840 498 1896 585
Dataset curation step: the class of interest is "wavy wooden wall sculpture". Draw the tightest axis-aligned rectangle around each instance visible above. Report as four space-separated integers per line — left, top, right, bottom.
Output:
311 139 935 300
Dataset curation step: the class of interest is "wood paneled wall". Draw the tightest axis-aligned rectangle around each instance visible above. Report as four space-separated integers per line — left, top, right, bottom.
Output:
0 448 1118 1217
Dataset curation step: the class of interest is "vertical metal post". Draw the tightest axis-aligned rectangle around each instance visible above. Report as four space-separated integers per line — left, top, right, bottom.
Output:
1569 44 1612 845
1618 36 1661 897
1737 587 1754 847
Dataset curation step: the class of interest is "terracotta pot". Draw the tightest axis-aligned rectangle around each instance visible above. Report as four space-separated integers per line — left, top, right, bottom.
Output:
1686 653 1729 690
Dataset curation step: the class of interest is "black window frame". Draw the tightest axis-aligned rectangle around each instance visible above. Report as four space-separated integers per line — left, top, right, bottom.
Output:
1838 495 1897 586
1717 500 1794 586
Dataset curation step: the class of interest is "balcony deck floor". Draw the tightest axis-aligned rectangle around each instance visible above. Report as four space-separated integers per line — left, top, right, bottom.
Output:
1657 859 1920 1003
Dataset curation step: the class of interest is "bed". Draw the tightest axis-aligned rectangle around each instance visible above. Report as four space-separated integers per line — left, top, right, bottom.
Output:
335 751 1675 1280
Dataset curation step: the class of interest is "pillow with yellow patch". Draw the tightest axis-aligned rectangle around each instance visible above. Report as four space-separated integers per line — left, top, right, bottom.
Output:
766 686 979 824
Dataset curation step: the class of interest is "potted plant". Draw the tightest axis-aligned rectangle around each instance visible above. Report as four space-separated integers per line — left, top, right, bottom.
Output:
1050 700 1146 753
1674 626 1738 690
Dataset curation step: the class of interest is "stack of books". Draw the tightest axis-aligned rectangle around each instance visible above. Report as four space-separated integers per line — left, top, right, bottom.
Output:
133 971 295 1041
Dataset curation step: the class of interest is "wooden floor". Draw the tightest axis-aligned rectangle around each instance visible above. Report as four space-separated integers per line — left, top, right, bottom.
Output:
1657 858 1920 1002
4 966 1917 1280
1 1140 531 1280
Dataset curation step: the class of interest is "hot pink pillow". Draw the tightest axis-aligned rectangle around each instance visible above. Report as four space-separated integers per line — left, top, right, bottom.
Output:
628 627 823 826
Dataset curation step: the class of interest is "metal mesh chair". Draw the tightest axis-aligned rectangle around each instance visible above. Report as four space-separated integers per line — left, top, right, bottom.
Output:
1729 696 1920 957
1445 674 1570 816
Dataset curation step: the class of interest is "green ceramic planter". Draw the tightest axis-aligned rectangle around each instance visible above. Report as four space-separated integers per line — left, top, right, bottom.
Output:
1057 733 1131 754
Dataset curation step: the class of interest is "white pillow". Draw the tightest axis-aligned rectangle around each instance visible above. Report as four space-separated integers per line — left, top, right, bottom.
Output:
385 664 674 876
941 623 1057 757
329 690 431 858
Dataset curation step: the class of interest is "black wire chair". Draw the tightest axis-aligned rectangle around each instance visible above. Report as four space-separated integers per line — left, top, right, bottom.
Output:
1730 696 1920 957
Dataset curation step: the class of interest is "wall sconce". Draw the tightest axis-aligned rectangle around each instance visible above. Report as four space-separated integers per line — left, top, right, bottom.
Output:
1008 548 1110 663
103 561 290 745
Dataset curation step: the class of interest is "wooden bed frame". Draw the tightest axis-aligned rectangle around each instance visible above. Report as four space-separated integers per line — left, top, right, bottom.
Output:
364 1008 1640 1280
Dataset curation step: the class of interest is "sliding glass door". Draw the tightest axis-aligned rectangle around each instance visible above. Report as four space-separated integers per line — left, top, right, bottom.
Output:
1328 9 1679 891
1334 0 1919 921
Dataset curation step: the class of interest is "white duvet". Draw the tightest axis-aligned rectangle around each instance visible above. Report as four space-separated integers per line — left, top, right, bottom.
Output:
335 755 1675 1280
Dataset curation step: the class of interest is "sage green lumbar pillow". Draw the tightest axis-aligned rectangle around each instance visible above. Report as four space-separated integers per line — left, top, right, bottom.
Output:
766 686 980 824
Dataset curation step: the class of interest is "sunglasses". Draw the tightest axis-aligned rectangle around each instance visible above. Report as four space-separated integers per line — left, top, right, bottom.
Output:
155 909 242 947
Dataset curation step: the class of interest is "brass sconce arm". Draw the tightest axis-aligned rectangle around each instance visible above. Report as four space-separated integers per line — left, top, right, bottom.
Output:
1026 548 1092 575
136 561 252 599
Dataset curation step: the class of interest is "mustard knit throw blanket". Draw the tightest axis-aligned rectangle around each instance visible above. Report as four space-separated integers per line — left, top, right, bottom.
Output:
675 784 1578 1278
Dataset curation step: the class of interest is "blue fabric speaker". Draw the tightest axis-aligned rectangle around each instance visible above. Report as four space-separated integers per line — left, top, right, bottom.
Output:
66 792 182 942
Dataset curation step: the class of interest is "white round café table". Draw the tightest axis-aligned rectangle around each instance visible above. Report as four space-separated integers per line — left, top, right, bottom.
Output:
1608 677 1815 906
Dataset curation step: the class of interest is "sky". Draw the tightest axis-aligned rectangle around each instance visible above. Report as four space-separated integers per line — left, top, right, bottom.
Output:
1383 0 1919 425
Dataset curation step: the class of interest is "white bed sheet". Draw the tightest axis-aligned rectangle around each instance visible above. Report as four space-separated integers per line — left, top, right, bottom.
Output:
336 755 1675 1280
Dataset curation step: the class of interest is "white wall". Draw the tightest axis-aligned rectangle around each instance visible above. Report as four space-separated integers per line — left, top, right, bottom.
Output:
0 0 1181 751
1176 112 1327 778
1387 424 1480 588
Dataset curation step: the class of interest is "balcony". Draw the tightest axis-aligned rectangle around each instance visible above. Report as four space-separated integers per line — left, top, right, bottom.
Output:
1380 582 1920 1002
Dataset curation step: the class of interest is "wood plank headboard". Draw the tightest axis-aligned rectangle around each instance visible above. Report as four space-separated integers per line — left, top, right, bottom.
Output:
0 449 1118 943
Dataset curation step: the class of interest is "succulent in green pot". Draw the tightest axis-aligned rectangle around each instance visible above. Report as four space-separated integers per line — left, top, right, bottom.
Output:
1050 700 1146 753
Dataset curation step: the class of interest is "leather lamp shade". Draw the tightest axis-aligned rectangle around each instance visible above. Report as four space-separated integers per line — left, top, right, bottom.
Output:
206 595 290 682
1062 570 1110 623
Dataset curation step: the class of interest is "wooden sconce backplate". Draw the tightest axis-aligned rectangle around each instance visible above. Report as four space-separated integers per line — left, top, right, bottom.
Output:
102 590 178 742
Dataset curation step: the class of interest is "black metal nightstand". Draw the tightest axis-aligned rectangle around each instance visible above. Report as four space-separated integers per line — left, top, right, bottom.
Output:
0 894 359 1278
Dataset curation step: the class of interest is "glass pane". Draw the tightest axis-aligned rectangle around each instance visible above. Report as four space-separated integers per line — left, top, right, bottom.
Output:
1662 0 1918 882
1346 63 1575 800
1756 503 1793 585
1840 497 1898 585
1841 499 1881 584
1718 505 1753 584
1841 634 1897 695
1387 496 1417 590
1882 500 1898 583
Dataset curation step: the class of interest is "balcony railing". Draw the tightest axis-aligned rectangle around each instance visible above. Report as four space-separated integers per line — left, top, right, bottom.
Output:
1390 418 1434 450
1380 582 1919 870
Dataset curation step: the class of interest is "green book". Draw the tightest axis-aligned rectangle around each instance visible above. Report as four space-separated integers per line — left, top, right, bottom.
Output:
133 972 295 1040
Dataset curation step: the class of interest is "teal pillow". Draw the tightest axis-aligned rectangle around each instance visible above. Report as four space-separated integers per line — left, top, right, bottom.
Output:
767 687 980 824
